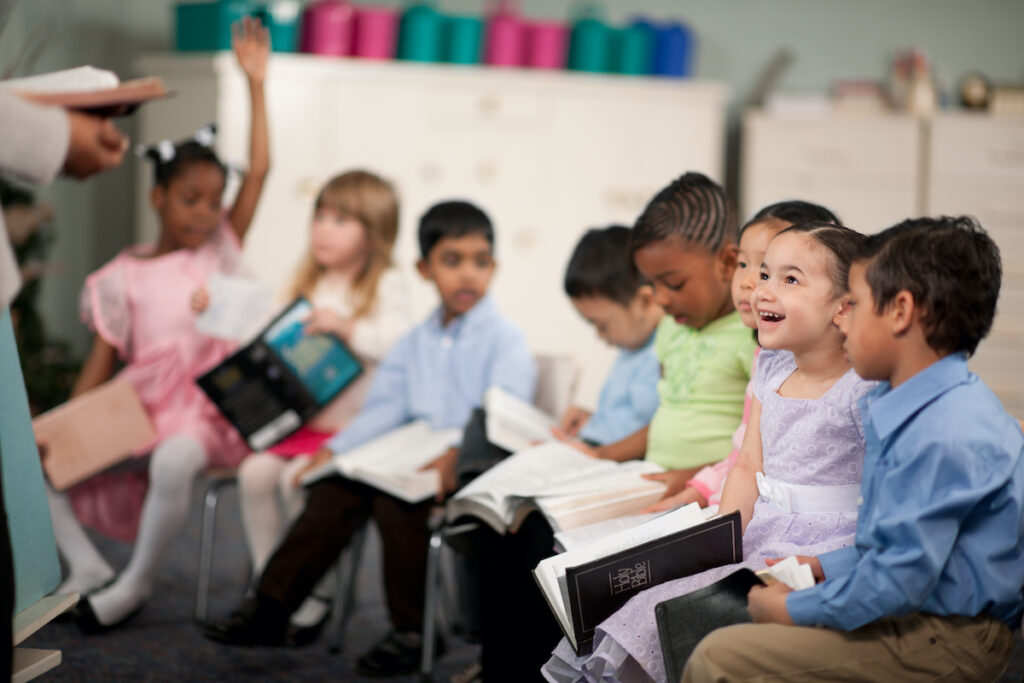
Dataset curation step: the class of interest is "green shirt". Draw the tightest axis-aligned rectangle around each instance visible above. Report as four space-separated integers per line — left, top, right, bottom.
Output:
646 312 757 470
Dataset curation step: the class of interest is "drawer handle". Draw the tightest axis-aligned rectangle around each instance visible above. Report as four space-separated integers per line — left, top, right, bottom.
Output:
295 177 320 199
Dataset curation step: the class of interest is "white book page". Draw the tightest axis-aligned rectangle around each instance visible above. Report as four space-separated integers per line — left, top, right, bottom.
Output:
456 442 614 500
553 512 664 552
1 66 118 93
484 386 557 452
532 459 663 498
195 274 273 341
755 556 815 590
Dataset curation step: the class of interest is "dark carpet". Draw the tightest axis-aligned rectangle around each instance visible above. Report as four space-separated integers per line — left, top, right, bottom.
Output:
19 481 1024 682
22 483 478 682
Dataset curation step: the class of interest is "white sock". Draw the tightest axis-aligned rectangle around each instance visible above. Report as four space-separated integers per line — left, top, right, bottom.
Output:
238 452 290 576
46 482 114 595
290 572 333 627
88 435 206 625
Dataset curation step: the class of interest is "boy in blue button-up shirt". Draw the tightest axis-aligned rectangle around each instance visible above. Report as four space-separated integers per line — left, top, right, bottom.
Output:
202 201 536 676
685 216 1024 682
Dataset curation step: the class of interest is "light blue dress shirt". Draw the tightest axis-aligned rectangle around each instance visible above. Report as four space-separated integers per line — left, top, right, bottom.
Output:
787 353 1024 630
578 333 660 445
325 296 536 455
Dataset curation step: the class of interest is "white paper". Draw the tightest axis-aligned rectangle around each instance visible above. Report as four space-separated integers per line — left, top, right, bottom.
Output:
195 274 273 341
553 512 664 552
757 556 816 590
484 385 558 453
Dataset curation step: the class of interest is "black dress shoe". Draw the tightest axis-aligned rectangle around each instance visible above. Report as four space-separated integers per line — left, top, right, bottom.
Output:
285 598 332 647
75 596 144 635
355 630 445 677
199 597 289 647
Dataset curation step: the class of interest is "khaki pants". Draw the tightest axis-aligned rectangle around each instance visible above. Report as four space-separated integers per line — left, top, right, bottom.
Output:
682 613 1014 682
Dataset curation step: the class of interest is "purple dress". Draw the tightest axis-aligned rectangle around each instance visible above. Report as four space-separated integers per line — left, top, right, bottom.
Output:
543 351 875 683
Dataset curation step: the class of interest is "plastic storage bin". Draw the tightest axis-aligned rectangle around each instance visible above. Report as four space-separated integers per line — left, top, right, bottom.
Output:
300 0 355 56
175 0 257 52
652 22 694 78
397 3 445 62
568 8 612 73
484 1 525 67
523 20 567 69
445 14 483 65
258 1 301 52
353 6 399 59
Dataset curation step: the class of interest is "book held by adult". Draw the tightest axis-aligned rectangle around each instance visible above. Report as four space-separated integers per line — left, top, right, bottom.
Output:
197 297 363 451
446 442 666 535
3 66 168 116
33 378 156 491
301 420 462 503
533 506 743 655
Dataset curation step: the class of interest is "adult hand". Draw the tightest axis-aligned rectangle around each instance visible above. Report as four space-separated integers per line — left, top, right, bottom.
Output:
558 406 591 438
419 446 459 502
62 112 127 179
747 582 794 625
765 555 825 583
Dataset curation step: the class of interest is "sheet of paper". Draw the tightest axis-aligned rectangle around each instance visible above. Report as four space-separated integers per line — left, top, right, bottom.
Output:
757 555 815 590
195 274 273 341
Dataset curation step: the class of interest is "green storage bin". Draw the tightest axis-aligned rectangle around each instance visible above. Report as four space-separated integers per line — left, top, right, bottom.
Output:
175 0 300 52
613 23 655 75
398 3 445 62
444 14 483 65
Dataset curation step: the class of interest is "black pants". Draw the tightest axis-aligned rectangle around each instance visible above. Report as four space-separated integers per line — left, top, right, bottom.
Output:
476 511 562 683
257 476 433 633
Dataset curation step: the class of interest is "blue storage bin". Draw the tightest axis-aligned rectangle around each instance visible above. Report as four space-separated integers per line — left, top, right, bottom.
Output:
257 1 301 53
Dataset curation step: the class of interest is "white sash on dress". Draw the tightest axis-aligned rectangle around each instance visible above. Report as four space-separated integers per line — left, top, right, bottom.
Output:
756 472 860 514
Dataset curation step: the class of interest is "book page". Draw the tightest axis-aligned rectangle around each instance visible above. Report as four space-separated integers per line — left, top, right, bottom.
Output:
195 274 273 341
532 459 663 498
554 512 665 552
755 556 815 590
1 66 119 93
456 442 614 501
484 386 557 453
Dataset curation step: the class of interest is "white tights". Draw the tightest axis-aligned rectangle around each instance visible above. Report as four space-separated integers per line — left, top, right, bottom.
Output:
48 434 207 625
238 451 332 626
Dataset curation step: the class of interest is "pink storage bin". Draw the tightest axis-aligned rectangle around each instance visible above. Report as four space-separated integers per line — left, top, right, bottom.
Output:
354 6 399 59
300 0 355 56
484 1 525 67
524 20 567 69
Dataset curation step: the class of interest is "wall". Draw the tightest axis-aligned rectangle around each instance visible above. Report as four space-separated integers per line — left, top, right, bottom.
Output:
3 0 1024 355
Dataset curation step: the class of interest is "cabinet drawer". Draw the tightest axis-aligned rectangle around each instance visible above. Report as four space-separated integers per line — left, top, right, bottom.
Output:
744 112 921 177
423 86 544 128
929 114 1024 187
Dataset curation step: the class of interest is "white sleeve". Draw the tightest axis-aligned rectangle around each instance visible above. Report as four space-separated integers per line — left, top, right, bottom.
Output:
348 268 413 362
0 91 69 186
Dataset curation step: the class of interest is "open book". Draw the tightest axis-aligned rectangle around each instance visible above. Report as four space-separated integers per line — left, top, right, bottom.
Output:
534 506 743 655
483 385 557 453
301 421 462 503
447 442 666 535
197 297 363 451
33 379 156 490
3 66 168 116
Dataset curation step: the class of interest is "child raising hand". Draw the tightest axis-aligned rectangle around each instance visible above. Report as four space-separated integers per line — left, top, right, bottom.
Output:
44 17 270 633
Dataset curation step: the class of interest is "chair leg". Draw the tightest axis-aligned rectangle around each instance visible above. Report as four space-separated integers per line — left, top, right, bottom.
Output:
419 526 445 679
194 476 237 624
329 521 368 654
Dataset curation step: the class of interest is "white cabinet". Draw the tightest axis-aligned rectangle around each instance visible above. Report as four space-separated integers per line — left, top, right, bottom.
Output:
742 111 923 233
927 113 1024 417
135 54 728 405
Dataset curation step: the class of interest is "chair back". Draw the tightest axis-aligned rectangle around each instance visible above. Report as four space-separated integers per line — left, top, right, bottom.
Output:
532 354 577 418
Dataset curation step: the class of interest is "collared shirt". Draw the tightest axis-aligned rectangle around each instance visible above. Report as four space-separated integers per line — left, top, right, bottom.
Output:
325 296 536 454
579 333 659 446
787 353 1024 630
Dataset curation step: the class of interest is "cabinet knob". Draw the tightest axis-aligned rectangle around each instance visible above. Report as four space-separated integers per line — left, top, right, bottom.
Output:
476 160 499 183
480 93 501 117
295 177 320 200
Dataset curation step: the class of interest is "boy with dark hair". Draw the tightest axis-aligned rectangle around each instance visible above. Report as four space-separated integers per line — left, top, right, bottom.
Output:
684 215 1024 682
202 200 537 677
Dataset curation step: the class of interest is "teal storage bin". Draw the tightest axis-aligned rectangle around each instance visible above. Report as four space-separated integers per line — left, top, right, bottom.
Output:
257 1 301 52
176 0 299 52
444 14 483 65
568 8 612 73
176 1 257 52
613 23 655 75
398 3 445 62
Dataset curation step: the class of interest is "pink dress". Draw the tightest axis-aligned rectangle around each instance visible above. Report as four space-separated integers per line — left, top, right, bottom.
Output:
71 224 250 541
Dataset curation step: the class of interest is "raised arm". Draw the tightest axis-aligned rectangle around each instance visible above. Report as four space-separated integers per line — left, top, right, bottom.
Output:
71 334 118 398
226 17 270 242
716 395 763 532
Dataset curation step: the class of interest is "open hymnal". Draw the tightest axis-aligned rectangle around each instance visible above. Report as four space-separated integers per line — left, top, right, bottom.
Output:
2 66 168 116
301 420 462 503
194 273 273 342
483 385 557 453
197 297 363 451
446 442 666 535
534 506 743 655
33 379 156 490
